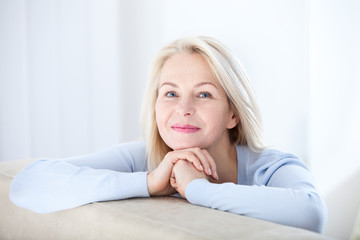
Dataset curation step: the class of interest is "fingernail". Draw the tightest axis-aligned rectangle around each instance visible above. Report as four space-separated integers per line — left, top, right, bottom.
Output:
208 168 212 175
199 165 203 171
215 171 219 180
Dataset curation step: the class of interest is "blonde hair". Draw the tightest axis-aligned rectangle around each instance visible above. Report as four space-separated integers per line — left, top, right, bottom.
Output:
141 36 264 170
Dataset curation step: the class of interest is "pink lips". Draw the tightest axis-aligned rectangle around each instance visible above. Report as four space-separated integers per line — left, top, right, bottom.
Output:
171 124 201 133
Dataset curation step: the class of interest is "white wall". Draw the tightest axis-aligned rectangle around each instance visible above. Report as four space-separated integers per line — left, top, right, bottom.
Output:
0 0 309 162
0 0 123 160
160 0 310 162
309 0 360 239
0 0 359 239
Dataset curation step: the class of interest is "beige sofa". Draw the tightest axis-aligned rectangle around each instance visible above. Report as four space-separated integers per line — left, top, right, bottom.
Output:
0 159 332 240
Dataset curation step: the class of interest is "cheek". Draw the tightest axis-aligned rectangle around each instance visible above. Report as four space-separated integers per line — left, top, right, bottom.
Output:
205 104 231 126
155 101 169 129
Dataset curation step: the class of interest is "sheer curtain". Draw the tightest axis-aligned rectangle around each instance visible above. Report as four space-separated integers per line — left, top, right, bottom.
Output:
0 0 122 160
0 0 309 162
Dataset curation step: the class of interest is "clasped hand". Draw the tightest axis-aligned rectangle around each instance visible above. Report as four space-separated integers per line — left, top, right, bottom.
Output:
147 147 219 198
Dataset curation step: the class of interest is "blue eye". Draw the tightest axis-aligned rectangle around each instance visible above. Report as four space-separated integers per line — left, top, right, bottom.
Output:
166 91 177 97
199 92 211 98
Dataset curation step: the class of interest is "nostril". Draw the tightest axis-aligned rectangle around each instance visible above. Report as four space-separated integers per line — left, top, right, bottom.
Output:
175 103 195 117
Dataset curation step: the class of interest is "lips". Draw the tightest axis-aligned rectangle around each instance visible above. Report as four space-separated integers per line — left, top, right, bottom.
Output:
171 124 201 133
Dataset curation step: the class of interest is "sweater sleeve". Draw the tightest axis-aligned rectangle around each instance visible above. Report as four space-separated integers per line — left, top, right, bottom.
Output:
184 157 327 233
9 141 150 214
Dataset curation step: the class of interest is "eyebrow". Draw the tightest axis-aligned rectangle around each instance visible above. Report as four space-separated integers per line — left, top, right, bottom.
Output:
159 81 218 89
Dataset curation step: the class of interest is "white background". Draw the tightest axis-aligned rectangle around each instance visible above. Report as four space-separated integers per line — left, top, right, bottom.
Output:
0 0 359 239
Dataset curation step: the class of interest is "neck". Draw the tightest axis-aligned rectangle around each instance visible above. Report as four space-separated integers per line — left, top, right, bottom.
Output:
206 135 238 184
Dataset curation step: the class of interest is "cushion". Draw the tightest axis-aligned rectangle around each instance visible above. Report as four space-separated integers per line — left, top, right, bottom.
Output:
351 208 360 240
0 159 331 240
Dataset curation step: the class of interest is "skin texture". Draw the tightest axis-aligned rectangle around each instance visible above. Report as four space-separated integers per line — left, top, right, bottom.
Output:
170 159 209 197
147 147 216 196
147 52 239 198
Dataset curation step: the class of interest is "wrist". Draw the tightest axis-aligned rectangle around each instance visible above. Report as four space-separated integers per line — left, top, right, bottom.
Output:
146 172 154 196
185 178 210 202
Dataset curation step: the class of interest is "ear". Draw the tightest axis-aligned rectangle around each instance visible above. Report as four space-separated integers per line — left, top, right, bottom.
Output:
227 112 239 129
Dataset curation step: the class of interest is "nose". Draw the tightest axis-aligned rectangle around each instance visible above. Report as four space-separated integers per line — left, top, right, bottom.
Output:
176 97 195 117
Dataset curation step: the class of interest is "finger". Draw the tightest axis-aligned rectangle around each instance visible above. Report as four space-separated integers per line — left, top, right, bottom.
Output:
160 152 178 175
170 154 179 164
191 148 214 176
167 151 182 166
170 152 194 166
179 152 204 172
170 177 177 188
202 149 219 180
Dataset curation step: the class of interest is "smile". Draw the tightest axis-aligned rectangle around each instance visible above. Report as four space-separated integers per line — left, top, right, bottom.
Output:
171 124 201 133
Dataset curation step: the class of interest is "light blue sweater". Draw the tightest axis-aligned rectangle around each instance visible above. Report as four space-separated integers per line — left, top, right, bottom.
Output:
9 141 327 233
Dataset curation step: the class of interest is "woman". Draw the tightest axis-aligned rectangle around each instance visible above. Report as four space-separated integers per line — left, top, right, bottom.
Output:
10 36 327 233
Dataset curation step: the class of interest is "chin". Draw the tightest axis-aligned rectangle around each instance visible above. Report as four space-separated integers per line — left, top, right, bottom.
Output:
167 141 206 151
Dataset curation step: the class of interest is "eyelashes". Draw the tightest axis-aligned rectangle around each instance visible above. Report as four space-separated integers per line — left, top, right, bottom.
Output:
165 91 177 97
198 92 212 98
164 91 213 99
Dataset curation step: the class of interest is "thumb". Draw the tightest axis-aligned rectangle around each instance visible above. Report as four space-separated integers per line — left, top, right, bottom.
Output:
170 176 177 188
170 169 175 178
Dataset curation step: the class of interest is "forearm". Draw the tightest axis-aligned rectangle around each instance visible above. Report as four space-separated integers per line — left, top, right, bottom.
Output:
10 159 149 214
185 179 327 233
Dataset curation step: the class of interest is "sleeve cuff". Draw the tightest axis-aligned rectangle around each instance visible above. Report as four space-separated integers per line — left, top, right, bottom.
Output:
113 171 150 199
132 171 151 198
185 178 215 207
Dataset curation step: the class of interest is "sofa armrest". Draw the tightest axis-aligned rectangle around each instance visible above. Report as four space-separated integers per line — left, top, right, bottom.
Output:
0 159 331 240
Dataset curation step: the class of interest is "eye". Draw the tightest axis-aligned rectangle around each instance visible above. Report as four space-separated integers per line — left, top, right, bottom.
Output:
198 92 212 98
165 91 177 98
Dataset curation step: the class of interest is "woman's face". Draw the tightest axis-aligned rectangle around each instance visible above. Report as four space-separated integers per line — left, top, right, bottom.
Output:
155 52 238 150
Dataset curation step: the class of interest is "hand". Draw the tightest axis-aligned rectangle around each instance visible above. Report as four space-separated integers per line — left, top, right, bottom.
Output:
170 159 209 198
147 148 218 196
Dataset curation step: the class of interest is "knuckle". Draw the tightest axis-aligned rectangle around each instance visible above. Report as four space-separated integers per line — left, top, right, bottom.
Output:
167 150 174 156
177 159 186 165
186 153 196 162
165 151 174 159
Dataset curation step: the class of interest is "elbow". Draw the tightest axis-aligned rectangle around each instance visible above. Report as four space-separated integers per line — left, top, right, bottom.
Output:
10 181 58 214
9 160 52 214
9 172 44 214
9 178 20 206
9 175 34 212
302 192 328 233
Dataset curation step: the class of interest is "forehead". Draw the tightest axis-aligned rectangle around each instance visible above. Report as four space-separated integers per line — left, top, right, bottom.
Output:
159 52 219 86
